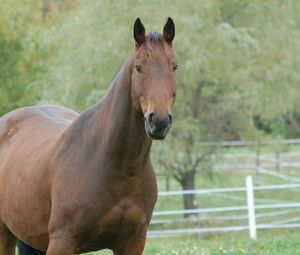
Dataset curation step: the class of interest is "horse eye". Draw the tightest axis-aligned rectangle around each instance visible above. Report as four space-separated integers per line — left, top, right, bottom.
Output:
135 65 142 73
172 63 178 71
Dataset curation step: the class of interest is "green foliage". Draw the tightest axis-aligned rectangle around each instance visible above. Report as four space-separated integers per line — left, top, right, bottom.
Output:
152 0 300 182
0 0 45 116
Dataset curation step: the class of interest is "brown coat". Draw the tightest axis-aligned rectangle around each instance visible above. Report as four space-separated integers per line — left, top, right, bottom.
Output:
0 18 176 255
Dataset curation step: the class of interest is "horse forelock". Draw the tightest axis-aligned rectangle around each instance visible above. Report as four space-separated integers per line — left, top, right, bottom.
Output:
141 32 173 60
147 32 163 44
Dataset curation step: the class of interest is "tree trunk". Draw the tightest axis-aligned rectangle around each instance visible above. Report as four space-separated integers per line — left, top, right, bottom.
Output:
180 170 197 218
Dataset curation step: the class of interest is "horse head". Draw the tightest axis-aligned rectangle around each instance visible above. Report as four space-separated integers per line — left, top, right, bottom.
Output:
131 17 177 140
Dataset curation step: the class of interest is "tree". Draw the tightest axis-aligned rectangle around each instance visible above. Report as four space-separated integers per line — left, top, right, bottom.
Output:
155 0 300 215
0 0 44 116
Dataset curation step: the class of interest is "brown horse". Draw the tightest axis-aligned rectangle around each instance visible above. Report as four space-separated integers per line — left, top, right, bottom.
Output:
0 18 177 254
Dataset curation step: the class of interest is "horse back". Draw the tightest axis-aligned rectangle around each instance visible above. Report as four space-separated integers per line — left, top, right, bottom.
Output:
0 105 78 145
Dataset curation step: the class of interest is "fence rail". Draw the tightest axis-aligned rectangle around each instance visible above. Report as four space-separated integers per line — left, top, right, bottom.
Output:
158 183 300 196
152 140 300 239
149 177 300 238
148 224 300 238
200 139 300 147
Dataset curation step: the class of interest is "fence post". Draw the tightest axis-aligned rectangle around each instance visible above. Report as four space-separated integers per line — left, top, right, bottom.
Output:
246 176 257 240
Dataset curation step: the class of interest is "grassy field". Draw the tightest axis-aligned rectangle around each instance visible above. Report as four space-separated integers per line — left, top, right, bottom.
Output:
15 229 300 255
83 229 300 255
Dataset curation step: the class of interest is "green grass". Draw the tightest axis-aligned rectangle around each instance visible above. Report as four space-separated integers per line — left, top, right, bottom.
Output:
83 229 300 255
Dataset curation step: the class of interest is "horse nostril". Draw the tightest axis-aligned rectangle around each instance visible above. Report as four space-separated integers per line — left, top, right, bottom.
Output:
168 114 173 124
145 112 173 139
147 112 155 124
147 112 173 128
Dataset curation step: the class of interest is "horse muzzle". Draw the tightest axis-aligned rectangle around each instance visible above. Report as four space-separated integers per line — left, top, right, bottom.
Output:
144 112 173 140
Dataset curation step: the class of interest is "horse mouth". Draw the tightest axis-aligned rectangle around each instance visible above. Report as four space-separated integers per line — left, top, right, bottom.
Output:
147 131 167 140
144 122 171 140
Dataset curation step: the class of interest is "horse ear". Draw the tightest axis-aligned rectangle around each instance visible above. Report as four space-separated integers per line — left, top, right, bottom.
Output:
133 18 146 45
163 17 175 44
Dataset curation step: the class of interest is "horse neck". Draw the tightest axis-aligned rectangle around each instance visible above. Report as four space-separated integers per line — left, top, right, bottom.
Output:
69 56 152 174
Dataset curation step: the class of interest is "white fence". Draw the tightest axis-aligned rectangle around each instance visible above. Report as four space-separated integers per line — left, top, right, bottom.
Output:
150 140 300 238
158 139 300 192
148 177 300 238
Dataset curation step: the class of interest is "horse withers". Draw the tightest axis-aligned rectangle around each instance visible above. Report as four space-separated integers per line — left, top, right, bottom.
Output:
0 17 177 255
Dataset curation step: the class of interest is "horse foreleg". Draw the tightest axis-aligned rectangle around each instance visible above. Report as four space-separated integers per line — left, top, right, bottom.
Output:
0 221 17 255
46 238 77 255
113 234 146 255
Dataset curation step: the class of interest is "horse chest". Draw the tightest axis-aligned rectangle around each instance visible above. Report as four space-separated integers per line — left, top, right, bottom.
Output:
79 200 149 251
